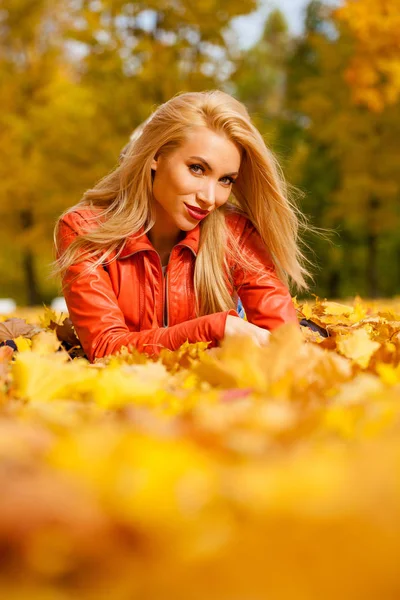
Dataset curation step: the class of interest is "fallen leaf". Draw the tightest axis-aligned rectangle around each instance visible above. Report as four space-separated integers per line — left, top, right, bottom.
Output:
39 306 62 329
0 318 41 342
31 331 63 356
54 318 80 347
14 336 32 352
0 345 13 382
321 302 354 316
337 328 380 369
302 303 313 320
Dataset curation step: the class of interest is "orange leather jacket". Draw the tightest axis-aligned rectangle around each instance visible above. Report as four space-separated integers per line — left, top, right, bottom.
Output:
56 208 298 362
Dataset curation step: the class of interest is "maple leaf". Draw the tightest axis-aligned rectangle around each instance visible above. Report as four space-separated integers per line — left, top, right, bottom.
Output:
14 336 32 352
337 328 381 369
0 345 13 383
39 306 62 329
322 301 354 317
0 318 41 342
11 353 92 403
193 324 304 394
159 341 211 373
54 318 80 347
0 345 13 363
301 302 313 320
375 363 400 386
31 331 63 356
86 361 171 410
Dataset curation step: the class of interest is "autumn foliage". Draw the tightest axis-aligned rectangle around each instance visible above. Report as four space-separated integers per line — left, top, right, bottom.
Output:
1 2 400 593
335 0 400 111
1 0 400 302
1 299 400 598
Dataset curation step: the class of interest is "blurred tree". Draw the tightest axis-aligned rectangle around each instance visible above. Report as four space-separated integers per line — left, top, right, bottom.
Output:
233 10 289 117
0 0 114 303
231 6 339 297
66 0 257 139
284 0 345 298
232 8 291 144
0 0 105 304
335 0 400 112
0 0 257 304
285 0 400 298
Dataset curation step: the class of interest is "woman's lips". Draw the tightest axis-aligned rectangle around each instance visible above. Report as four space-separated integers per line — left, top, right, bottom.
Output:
184 203 209 221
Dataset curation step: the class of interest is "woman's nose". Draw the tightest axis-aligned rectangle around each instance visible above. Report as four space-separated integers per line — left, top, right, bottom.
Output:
197 181 216 208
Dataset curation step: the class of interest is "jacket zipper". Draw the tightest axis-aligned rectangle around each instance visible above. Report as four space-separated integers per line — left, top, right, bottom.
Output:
120 244 197 328
162 246 196 327
162 245 196 327
139 259 145 329
153 251 164 327
121 249 159 328
164 271 169 327
163 250 173 327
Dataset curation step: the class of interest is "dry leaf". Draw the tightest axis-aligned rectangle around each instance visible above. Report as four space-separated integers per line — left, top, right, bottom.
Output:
54 318 80 347
0 318 41 342
0 345 13 382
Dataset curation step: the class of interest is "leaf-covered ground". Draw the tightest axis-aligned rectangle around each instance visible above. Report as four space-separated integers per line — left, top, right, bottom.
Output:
1 297 400 599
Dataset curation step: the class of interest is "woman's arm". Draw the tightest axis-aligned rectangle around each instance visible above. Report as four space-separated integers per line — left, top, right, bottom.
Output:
62 259 237 362
56 217 237 362
232 219 298 330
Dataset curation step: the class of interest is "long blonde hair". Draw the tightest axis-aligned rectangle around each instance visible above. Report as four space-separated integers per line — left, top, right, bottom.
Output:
54 90 312 316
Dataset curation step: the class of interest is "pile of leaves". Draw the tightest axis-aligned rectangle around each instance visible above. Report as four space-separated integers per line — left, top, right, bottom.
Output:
1 297 400 599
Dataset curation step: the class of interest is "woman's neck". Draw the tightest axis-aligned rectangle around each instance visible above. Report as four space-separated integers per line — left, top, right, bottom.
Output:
147 225 185 266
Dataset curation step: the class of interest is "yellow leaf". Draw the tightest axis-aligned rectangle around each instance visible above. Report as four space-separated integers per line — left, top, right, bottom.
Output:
337 328 380 369
39 305 61 328
322 301 354 316
14 336 32 352
12 353 92 403
302 302 313 320
31 330 62 356
376 363 400 386
91 362 170 409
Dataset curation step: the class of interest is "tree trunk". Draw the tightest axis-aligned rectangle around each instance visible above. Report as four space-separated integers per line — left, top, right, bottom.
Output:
20 209 41 305
367 196 380 299
367 231 379 298
327 269 340 299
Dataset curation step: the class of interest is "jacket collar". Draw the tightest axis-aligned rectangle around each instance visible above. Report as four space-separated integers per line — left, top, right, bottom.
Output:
118 224 200 259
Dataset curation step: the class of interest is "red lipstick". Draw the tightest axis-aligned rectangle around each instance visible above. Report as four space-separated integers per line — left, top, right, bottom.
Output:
184 203 209 221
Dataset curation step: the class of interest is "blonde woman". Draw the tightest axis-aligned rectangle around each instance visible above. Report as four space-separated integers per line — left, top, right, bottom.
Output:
54 90 311 363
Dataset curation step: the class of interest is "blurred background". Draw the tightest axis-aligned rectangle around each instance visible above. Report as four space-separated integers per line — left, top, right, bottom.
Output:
0 0 399 306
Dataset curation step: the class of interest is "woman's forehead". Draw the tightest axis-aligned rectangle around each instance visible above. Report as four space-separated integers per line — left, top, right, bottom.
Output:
178 128 242 166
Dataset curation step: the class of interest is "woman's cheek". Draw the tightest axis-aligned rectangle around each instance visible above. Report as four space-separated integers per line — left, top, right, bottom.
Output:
215 187 229 206
174 170 197 194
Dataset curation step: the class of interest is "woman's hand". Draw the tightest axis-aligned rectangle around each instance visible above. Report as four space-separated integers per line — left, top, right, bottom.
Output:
224 315 271 347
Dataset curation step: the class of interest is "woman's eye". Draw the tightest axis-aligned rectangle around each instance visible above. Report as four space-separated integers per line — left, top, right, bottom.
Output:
189 164 204 174
221 177 235 186
189 164 235 186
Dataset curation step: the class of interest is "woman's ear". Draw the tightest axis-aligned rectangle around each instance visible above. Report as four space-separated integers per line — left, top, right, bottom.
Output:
151 155 158 171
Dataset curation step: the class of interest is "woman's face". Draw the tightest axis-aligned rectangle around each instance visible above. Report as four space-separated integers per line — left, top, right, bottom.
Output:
150 127 242 234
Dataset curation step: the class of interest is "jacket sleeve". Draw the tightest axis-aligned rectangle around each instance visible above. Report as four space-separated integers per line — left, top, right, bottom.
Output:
232 218 299 330
56 214 237 362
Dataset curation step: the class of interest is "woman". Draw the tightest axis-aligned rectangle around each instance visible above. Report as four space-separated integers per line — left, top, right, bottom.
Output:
54 90 311 363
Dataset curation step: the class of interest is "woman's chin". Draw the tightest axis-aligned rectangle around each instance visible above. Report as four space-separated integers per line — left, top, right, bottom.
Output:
176 216 200 231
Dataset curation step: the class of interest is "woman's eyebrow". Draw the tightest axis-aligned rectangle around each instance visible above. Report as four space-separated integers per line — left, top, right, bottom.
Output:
189 155 239 177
